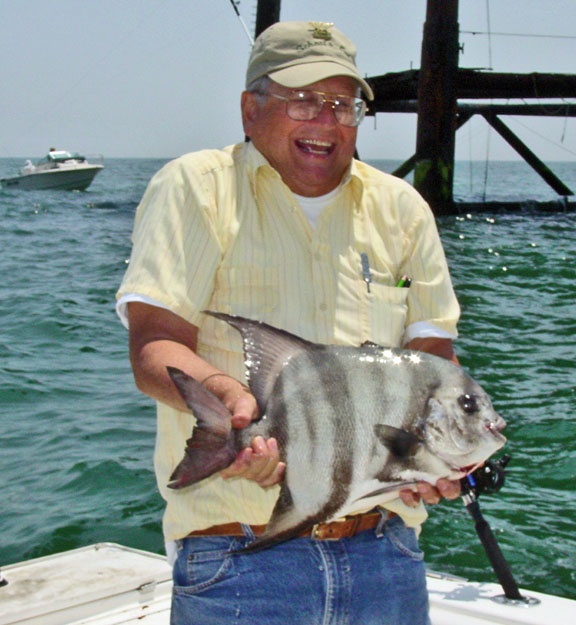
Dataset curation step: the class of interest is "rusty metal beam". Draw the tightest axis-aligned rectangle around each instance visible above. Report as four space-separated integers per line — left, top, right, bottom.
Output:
414 0 460 214
482 113 573 196
392 110 473 179
368 101 576 117
367 70 576 107
255 0 281 38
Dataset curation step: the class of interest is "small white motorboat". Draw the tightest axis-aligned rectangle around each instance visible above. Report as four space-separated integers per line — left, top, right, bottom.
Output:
0 150 104 191
0 542 574 625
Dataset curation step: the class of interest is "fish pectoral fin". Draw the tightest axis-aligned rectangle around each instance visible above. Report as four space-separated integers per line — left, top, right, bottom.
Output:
356 481 417 501
374 424 421 458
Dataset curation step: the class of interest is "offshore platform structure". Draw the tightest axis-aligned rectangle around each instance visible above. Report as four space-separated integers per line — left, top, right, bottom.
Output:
253 0 576 214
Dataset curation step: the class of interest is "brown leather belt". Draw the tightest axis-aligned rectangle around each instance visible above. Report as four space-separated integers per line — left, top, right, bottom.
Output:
187 510 395 541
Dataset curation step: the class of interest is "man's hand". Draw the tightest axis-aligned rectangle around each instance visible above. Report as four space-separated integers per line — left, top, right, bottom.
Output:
400 478 461 507
220 436 286 487
126 302 286 489
219 391 286 488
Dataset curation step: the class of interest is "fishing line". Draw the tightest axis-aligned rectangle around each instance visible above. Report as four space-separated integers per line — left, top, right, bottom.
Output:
228 0 254 45
468 120 474 195
482 124 491 203
481 0 492 201
561 101 568 143
508 114 576 158
461 30 576 40
484 0 493 70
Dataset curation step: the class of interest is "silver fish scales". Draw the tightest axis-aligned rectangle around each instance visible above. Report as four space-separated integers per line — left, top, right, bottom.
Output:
167 312 507 549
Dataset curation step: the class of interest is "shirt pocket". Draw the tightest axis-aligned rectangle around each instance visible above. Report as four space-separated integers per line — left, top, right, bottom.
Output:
363 271 410 347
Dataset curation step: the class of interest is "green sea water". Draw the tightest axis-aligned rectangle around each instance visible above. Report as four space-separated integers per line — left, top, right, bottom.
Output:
0 157 574 599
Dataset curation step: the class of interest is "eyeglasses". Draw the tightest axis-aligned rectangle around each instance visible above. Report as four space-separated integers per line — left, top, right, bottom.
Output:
260 90 368 127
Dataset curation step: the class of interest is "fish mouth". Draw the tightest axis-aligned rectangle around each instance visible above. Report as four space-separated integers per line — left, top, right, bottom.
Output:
457 462 484 476
451 421 507 475
486 420 507 441
295 138 335 156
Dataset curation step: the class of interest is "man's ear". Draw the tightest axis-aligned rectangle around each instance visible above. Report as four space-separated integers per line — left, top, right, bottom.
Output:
241 91 259 136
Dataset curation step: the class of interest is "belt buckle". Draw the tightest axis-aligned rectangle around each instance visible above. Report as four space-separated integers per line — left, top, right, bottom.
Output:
312 518 358 540
311 522 340 540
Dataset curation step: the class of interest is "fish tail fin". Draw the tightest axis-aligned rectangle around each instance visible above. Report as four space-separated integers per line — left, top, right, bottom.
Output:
167 367 237 489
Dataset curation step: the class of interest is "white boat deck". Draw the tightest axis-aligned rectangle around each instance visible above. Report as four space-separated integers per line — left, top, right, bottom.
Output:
0 543 573 625
0 544 171 625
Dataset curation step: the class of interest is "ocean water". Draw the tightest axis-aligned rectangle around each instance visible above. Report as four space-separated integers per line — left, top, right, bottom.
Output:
0 157 574 600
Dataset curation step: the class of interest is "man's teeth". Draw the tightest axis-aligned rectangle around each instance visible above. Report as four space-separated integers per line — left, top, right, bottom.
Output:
299 139 332 153
301 139 331 146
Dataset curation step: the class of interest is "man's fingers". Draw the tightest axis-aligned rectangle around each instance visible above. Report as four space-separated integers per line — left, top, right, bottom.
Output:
399 486 420 508
229 395 258 429
416 483 441 505
257 462 286 488
220 448 253 477
400 479 462 507
436 478 461 500
221 437 283 487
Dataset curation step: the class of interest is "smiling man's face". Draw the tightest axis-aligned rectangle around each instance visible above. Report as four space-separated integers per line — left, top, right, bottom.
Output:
242 76 359 197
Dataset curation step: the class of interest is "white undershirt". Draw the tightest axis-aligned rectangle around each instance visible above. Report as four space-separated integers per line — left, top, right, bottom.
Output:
293 186 341 227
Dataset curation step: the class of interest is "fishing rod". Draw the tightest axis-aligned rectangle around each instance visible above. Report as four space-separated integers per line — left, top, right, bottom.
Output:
228 0 254 45
461 456 539 606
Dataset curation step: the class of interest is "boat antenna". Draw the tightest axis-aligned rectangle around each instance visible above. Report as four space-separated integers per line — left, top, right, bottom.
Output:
228 0 254 45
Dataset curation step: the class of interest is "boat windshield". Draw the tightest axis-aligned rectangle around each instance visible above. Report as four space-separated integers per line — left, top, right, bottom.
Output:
46 151 85 163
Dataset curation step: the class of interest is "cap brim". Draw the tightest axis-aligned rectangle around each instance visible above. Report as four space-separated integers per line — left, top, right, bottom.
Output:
269 61 374 101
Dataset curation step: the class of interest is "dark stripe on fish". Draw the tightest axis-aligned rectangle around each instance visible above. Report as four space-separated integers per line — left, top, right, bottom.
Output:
313 351 354 520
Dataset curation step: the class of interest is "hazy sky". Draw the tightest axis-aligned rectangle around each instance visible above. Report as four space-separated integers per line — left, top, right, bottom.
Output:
1 0 575 161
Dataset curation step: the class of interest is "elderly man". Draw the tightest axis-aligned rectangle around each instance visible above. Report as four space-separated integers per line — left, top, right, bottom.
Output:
117 21 460 625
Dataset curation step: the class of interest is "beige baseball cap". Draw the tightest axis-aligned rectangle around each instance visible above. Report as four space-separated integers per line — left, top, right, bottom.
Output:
246 21 374 101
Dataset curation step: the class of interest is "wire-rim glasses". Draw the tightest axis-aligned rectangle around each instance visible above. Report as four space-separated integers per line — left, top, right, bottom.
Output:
259 90 368 127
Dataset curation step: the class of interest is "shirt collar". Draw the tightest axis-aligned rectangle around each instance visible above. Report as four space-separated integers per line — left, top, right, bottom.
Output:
243 141 276 177
243 141 364 205
344 159 365 206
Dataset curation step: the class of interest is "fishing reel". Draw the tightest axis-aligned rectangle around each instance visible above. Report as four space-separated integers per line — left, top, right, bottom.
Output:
460 454 511 498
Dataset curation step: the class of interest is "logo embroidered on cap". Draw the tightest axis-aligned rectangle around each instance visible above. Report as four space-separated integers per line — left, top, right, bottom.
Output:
310 22 334 41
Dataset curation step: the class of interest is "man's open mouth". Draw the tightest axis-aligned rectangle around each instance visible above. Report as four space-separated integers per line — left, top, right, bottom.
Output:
295 139 335 156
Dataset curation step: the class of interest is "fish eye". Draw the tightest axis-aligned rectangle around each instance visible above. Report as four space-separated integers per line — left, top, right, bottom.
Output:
458 393 478 414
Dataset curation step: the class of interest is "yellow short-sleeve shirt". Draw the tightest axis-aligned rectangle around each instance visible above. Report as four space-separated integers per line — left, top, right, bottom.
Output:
117 142 460 540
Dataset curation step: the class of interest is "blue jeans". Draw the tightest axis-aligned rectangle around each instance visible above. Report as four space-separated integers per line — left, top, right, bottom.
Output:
170 514 430 625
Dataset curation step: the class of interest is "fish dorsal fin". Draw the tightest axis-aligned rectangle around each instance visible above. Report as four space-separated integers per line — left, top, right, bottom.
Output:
361 340 385 349
204 311 316 410
374 424 421 458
